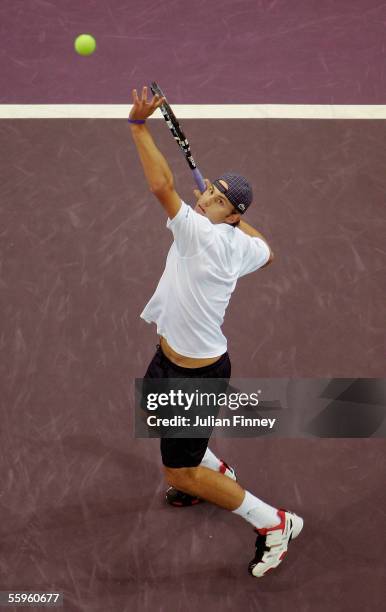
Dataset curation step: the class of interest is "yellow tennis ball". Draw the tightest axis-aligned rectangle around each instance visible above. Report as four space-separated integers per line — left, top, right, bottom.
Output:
74 34 96 56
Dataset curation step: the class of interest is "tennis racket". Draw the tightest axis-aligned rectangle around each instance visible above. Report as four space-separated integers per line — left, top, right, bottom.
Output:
150 81 206 193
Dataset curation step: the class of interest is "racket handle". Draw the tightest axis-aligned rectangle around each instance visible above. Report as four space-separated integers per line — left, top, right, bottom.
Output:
192 168 206 193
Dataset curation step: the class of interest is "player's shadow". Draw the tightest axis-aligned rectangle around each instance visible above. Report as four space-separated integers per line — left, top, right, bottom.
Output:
94 484 384 594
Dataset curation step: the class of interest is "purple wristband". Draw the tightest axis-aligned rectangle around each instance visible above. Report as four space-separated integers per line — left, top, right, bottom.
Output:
128 118 146 124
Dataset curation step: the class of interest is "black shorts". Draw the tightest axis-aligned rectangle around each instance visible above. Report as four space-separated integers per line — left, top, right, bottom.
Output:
143 344 231 468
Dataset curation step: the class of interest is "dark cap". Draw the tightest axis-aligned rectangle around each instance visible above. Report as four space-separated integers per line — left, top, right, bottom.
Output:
212 172 253 214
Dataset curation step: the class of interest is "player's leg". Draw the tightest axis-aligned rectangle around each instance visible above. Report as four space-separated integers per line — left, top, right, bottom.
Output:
165 464 244 509
166 446 236 506
164 463 277 518
163 350 236 506
162 437 281 528
147 347 303 577
164 462 303 578
162 366 302 581
162 437 236 506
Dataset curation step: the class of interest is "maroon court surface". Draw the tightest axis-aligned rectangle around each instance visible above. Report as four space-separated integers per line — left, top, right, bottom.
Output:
1 1 386 611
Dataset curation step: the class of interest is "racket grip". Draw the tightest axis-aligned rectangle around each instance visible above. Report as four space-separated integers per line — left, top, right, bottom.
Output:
192 168 206 193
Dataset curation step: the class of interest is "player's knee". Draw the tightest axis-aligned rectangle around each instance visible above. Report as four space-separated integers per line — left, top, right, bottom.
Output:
164 466 199 488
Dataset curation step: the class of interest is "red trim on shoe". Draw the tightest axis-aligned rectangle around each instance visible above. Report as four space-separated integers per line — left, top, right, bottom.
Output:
256 509 285 536
219 460 227 474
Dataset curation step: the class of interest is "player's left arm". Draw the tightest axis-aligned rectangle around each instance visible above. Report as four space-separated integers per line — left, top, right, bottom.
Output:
238 219 274 267
129 86 181 220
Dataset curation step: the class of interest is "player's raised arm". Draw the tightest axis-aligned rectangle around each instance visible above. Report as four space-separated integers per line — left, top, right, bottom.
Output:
129 86 181 219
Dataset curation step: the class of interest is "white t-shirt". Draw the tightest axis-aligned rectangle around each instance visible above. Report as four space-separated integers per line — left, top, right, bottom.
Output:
140 201 270 358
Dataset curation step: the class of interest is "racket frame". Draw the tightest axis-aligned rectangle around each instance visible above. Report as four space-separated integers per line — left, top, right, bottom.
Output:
150 81 206 193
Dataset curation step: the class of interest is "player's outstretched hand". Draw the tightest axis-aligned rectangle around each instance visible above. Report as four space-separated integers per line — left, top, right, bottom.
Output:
129 86 166 121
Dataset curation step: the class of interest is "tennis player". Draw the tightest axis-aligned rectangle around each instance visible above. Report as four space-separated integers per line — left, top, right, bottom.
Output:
129 86 303 578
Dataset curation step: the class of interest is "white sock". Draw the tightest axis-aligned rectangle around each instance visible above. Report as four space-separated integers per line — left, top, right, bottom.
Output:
233 490 281 529
200 448 222 471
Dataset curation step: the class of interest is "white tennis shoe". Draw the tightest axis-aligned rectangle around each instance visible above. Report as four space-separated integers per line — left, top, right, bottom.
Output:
248 509 304 578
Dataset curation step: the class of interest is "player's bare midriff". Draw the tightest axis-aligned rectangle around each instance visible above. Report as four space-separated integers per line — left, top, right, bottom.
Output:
159 336 222 368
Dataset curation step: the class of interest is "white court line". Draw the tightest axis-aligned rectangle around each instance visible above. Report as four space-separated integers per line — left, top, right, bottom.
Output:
0 105 386 119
